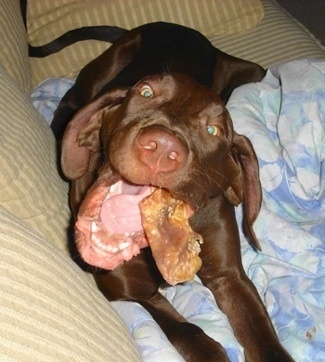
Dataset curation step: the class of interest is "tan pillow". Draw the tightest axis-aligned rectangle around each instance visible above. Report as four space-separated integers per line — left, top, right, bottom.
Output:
0 205 140 361
0 65 71 252
27 0 264 86
209 0 325 69
0 0 31 92
0 65 140 360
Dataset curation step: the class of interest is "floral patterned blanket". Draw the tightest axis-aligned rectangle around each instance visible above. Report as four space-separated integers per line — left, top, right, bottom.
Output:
31 59 325 361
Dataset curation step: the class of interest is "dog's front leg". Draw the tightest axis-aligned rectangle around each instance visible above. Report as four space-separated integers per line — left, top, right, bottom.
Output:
139 294 230 362
193 198 293 362
94 249 229 362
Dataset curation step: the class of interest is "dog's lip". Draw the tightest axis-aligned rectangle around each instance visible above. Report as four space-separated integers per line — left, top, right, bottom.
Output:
74 177 150 270
75 173 198 270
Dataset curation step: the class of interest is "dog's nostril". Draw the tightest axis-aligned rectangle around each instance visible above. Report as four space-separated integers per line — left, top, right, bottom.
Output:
142 141 157 150
168 151 178 160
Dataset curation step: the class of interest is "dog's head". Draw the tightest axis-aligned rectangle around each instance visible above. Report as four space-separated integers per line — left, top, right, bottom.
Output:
61 73 261 270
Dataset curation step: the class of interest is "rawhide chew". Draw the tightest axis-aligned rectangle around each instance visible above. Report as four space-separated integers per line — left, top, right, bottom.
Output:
139 188 203 285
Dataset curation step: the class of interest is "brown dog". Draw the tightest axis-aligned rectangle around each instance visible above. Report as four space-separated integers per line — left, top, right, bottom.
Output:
53 22 292 361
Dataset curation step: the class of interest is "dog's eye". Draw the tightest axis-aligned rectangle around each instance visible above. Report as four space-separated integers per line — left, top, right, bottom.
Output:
140 85 153 98
207 125 220 136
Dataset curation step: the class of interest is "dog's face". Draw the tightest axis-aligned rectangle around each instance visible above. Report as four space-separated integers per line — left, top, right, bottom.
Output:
102 73 239 205
61 73 261 271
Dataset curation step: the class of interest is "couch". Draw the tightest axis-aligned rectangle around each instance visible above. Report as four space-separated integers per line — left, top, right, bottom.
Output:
0 1 324 360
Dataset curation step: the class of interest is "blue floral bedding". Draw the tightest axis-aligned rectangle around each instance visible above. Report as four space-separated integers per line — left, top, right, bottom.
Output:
31 59 325 361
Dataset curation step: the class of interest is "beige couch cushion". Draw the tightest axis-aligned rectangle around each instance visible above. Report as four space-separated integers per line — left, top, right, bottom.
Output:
0 205 140 361
0 65 71 252
0 64 140 361
0 0 31 92
27 0 264 86
209 0 325 69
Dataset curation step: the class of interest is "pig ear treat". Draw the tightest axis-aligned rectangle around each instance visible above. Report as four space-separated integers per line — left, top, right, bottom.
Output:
139 188 203 286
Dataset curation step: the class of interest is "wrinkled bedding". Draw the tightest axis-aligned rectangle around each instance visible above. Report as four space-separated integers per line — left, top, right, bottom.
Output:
31 59 325 361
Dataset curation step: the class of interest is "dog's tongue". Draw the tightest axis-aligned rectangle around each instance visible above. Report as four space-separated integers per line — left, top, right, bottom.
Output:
139 188 203 285
100 182 151 234
99 183 203 284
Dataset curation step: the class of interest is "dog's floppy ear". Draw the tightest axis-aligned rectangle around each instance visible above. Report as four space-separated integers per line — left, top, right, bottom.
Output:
225 134 262 250
213 50 266 103
61 87 129 180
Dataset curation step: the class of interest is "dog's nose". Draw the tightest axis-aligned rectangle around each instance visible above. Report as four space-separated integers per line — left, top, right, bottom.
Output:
136 126 188 173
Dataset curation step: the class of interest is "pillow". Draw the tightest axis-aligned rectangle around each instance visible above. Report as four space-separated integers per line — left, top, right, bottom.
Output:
0 0 31 92
0 65 140 360
0 65 70 252
208 0 325 69
0 205 140 361
27 0 264 86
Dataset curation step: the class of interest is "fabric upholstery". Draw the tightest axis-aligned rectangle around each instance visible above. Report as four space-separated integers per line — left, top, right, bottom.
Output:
0 64 141 361
0 0 31 91
0 65 71 252
27 0 265 85
0 205 140 361
209 0 325 68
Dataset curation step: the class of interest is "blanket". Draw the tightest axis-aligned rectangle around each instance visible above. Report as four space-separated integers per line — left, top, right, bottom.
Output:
31 59 325 361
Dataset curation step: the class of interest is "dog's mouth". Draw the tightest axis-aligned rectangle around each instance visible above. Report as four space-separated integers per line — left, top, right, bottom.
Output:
75 177 203 285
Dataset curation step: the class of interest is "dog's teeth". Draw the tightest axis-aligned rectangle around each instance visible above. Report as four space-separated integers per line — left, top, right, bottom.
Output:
110 246 119 253
93 240 118 254
102 243 117 253
119 241 130 250
92 234 103 246
91 230 120 254
91 221 98 233
110 183 117 193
